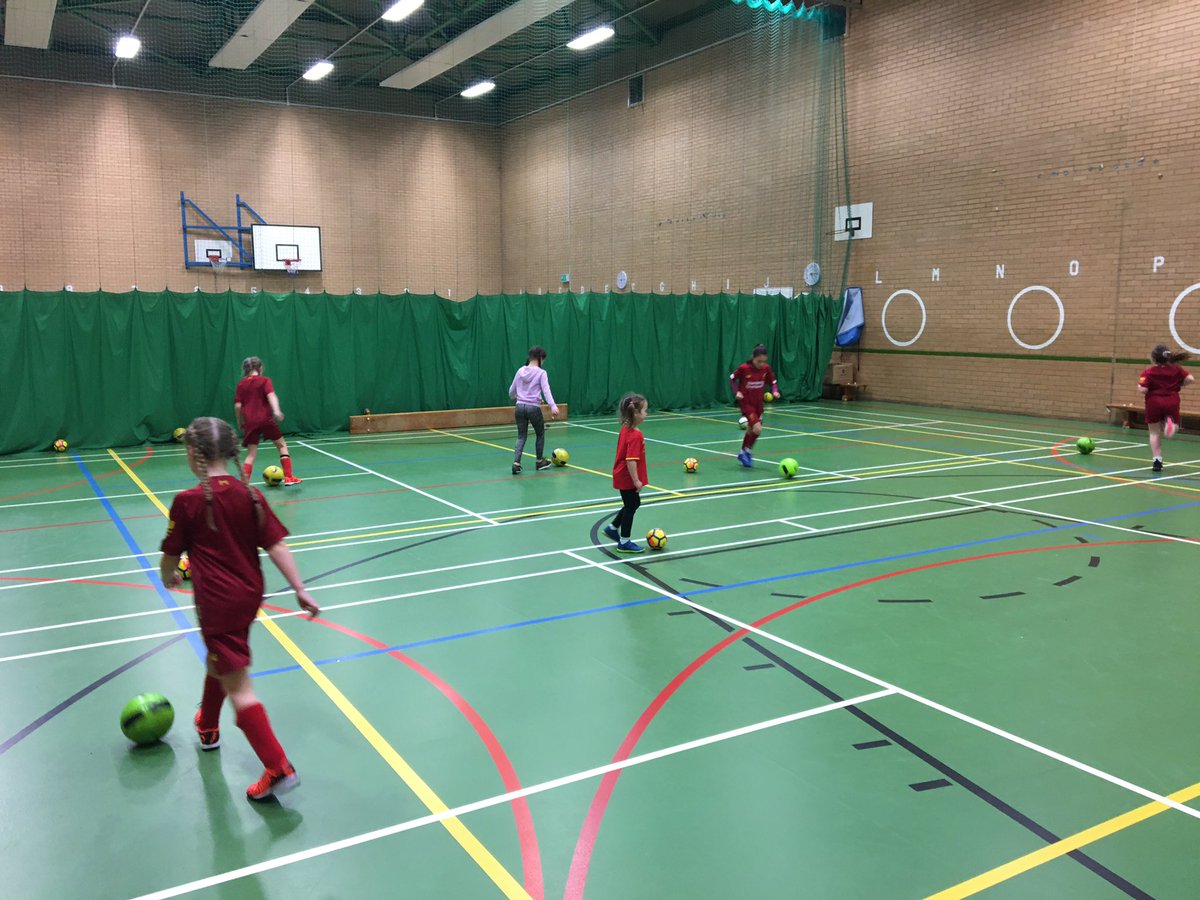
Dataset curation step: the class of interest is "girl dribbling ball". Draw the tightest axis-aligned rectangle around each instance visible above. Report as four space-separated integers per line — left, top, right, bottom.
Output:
1138 344 1193 472
160 417 319 801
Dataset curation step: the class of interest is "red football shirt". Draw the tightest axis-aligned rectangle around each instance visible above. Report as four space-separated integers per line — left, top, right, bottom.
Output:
1138 364 1188 397
612 427 647 490
161 476 288 634
235 375 275 427
731 362 777 403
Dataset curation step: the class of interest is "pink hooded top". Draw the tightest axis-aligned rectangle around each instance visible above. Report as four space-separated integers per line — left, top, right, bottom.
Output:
509 365 558 413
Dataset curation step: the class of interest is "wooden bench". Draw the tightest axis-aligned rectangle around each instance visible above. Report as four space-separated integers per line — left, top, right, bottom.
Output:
838 382 867 401
1106 402 1200 432
349 403 567 434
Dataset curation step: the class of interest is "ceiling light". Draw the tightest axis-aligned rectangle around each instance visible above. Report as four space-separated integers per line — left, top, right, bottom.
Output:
114 36 141 59
567 25 614 51
461 80 495 99
302 61 334 81
382 0 424 22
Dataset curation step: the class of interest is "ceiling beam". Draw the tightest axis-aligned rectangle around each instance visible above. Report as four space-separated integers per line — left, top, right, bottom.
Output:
380 0 575 91
209 0 314 71
5 0 59 48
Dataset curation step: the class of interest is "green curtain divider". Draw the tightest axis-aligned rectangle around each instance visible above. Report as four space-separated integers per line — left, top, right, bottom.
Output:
0 289 842 454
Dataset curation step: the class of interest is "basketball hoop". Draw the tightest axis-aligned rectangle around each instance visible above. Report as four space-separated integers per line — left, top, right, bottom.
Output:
283 259 301 276
207 251 227 272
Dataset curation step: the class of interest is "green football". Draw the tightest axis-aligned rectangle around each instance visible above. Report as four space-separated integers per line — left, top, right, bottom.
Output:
120 693 175 745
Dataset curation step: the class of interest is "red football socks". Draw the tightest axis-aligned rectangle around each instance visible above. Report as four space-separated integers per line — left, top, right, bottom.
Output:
242 462 252 480
197 675 225 729
281 455 294 479
235 702 287 770
746 430 760 450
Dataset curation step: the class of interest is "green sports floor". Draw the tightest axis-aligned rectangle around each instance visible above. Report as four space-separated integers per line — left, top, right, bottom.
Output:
2 401 1199 899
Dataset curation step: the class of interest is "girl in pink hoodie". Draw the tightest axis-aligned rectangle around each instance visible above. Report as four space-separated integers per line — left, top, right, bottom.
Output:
509 346 560 474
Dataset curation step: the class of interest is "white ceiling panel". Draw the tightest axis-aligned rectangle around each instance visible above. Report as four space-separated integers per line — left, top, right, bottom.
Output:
209 0 315 71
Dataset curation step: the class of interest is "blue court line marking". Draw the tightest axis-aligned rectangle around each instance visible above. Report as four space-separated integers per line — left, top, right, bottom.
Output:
74 452 207 662
254 498 1200 678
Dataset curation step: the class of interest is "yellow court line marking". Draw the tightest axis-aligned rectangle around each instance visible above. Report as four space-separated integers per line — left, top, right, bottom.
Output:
769 408 1200 494
430 426 687 498
928 780 1200 899
106 450 531 900
671 409 1127 483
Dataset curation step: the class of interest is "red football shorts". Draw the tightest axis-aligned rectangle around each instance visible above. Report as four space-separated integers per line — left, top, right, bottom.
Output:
242 419 282 447
739 400 763 427
1144 395 1180 426
204 628 253 674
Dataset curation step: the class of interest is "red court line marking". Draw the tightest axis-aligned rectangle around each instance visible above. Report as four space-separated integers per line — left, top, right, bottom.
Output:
274 486 409 506
0 447 154 503
563 538 1162 899
261 603 545 900
423 471 570 490
0 575 189 593
0 512 162 535
1050 439 1199 499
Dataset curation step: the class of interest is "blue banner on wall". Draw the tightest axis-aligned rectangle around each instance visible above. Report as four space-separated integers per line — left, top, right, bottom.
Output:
835 286 863 347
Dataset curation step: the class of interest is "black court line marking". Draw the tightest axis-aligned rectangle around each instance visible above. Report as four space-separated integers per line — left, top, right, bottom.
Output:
743 663 775 671
272 527 481 593
1089 556 1101 567
1032 519 1060 528
0 635 185 756
877 598 932 604
667 610 697 616
853 740 891 750
680 578 722 588
770 592 807 599
980 591 1024 599
1074 536 1091 543
911 779 953 792
586 512 1149 899
1054 575 1082 587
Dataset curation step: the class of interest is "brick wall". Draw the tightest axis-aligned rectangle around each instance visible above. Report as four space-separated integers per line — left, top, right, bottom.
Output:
6 2 1200 424
498 21 842 297
0 81 501 297
842 0 1200 419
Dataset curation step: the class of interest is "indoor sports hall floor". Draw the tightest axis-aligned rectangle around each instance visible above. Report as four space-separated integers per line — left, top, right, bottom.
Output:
3 401 1200 900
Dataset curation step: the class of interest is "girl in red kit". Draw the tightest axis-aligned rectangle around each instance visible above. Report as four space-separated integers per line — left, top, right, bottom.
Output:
235 356 301 485
604 393 649 553
729 343 779 468
160 417 319 801
1138 344 1193 472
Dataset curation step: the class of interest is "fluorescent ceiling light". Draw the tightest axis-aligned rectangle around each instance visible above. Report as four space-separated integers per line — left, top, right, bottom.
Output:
382 0 424 22
114 35 141 58
567 24 614 51
302 60 334 80
461 80 495 98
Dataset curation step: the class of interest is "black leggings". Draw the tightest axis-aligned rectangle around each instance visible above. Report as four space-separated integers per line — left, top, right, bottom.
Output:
514 404 545 461
611 489 641 538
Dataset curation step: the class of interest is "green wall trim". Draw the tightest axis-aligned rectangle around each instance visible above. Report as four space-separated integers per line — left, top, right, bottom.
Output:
853 347 1170 366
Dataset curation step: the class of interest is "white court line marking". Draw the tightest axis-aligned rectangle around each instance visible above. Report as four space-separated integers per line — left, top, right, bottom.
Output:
568 419 865 481
133 689 897 900
563 550 1200 822
768 404 1108 442
7 463 1195 656
1 444 1190 589
0 472 364 513
777 518 818 532
972 499 1200 549
298 441 498 526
